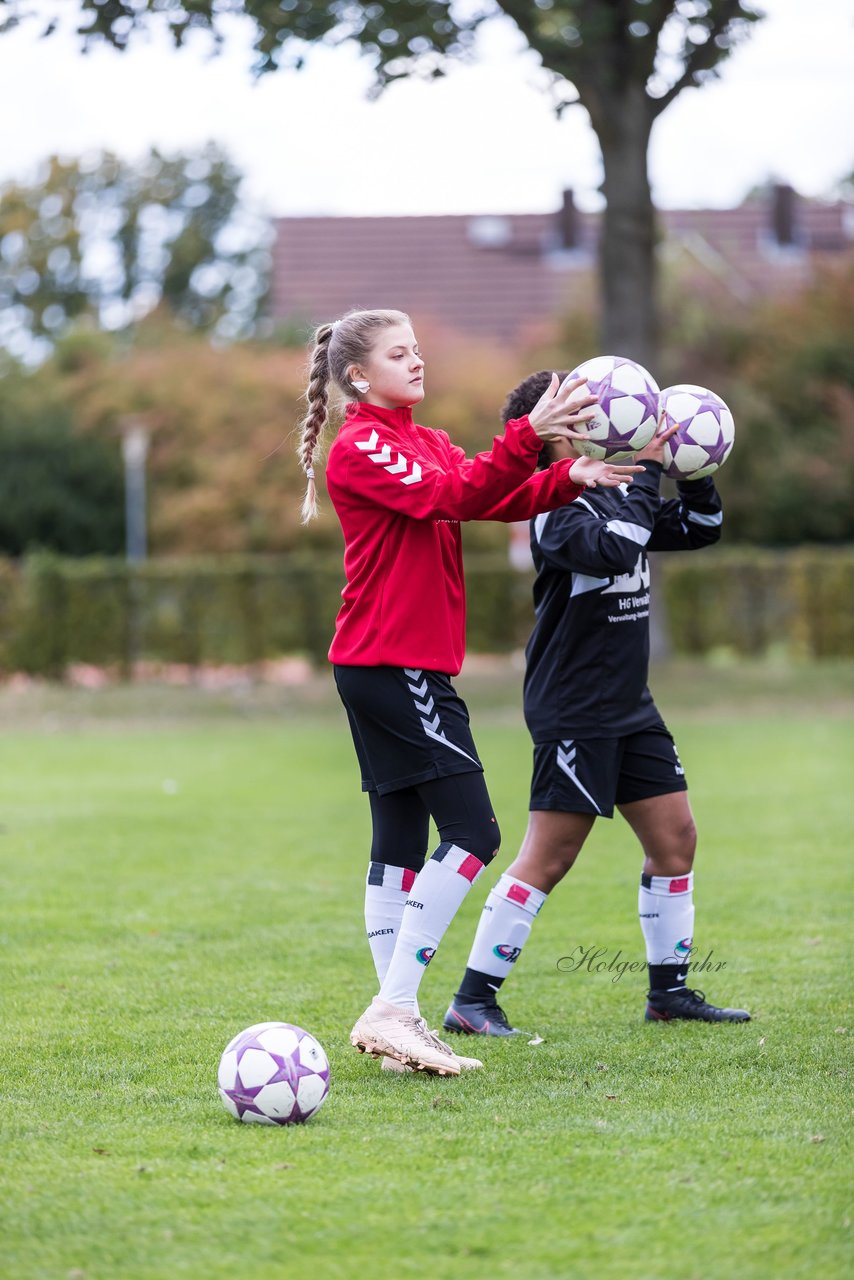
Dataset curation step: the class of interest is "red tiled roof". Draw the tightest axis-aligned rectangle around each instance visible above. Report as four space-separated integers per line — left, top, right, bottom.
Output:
269 195 852 340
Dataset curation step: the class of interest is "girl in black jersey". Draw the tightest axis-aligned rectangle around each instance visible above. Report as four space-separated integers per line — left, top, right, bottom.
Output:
443 370 751 1034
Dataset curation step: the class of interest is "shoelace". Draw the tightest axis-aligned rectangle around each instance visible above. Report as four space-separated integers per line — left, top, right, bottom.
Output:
428 1029 458 1057
652 988 705 1004
400 1013 454 1054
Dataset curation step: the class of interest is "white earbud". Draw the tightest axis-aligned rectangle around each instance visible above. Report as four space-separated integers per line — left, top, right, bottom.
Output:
351 379 371 394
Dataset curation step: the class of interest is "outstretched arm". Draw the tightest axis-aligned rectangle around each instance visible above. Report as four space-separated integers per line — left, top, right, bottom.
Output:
336 376 601 523
477 456 643 523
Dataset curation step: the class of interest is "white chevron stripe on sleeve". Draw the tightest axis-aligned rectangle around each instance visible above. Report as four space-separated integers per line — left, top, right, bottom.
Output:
353 434 423 485
533 512 550 544
686 509 723 526
386 452 409 475
573 497 600 517
605 519 651 545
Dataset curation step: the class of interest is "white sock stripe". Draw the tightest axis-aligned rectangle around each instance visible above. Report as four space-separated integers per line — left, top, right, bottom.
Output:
640 871 695 896
495 873 546 917
434 843 485 879
386 865 406 893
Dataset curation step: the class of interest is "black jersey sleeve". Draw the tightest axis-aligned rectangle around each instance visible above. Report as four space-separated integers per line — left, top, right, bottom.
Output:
648 474 723 551
533 462 664 576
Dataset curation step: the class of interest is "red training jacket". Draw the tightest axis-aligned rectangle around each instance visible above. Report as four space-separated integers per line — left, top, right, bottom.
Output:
325 401 584 674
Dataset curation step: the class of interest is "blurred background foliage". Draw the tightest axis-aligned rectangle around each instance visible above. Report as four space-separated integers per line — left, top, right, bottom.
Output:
0 145 852 560
0 142 271 363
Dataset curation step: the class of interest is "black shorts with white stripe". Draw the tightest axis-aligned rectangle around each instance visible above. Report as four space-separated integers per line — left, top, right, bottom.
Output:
529 720 688 818
333 665 484 795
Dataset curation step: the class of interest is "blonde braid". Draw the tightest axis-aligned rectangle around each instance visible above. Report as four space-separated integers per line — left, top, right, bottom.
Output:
297 323 334 523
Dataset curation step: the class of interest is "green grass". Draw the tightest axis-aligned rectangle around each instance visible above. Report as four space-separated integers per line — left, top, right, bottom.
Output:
0 662 852 1280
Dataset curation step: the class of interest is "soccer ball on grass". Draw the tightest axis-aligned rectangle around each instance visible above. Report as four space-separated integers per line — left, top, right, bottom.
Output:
218 1022 330 1125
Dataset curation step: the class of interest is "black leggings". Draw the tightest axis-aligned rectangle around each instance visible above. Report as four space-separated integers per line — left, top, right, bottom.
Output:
368 772 501 872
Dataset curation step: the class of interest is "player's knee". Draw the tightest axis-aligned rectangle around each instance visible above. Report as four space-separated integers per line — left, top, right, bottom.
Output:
471 815 501 865
676 814 698 863
656 815 696 875
452 815 501 866
542 838 583 884
370 834 427 872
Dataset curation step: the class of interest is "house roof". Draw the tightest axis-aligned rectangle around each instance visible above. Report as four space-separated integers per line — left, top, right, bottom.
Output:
269 191 853 340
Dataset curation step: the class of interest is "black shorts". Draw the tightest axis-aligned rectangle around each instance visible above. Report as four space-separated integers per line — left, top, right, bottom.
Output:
530 720 688 818
333 665 484 796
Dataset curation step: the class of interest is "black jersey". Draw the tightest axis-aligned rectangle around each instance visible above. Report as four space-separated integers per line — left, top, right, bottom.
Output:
523 460 722 742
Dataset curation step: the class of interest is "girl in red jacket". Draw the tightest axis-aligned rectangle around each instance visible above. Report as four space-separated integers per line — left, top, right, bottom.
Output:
297 308 640 1076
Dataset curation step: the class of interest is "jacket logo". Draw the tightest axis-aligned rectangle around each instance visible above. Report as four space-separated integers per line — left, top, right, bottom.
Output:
601 554 651 595
354 430 423 486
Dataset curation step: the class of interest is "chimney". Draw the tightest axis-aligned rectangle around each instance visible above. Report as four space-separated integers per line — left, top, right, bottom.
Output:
557 189 577 250
771 183 798 246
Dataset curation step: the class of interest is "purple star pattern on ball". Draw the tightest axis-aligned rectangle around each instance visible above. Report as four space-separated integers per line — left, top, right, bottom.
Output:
659 384 736 480
218 1022 330 1126
563 355 660 460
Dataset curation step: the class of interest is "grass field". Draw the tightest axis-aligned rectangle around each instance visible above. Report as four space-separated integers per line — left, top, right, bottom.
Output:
1 660 851 1280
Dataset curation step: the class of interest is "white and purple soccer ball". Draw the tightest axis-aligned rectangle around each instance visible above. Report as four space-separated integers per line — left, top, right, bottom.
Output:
562 355 660 460
659 384 736 480
218 1022 330 1125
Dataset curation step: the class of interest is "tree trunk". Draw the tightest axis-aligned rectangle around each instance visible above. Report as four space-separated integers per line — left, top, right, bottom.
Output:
596 89 658 372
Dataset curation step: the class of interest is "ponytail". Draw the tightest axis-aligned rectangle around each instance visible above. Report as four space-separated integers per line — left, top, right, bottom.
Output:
297 323 334 523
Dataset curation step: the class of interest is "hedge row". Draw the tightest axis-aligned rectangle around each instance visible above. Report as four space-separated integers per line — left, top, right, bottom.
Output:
0 547 851 678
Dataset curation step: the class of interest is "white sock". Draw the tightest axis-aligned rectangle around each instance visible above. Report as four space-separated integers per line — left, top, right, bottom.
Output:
638 871 695 987
463 873 547 983
364 861 418 984
378 843 486 1011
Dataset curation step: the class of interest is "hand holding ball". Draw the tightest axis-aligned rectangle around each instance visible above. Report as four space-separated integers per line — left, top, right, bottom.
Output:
658 385 736 480
561 355 660 461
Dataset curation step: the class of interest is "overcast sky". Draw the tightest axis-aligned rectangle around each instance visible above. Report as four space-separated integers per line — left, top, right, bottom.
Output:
2 0 853 218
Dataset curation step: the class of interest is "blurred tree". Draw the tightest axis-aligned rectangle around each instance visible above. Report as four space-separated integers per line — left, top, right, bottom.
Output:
651 255 854 544
13 0 763 369
0 143 271 362
0 369 124 555
719 263 854 544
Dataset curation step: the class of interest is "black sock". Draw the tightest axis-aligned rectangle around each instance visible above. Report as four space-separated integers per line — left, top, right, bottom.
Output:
648 963 687 994
456 966 504 1002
